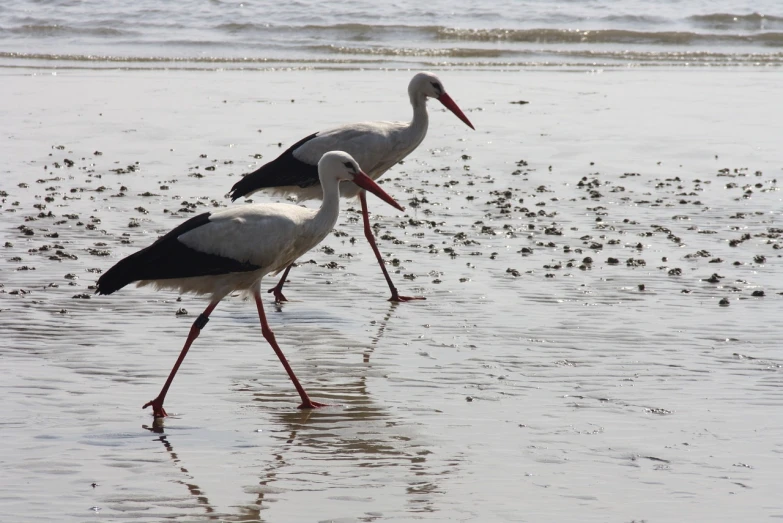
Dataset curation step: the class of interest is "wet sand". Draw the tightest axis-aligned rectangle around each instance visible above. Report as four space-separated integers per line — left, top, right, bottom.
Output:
1 68 782 521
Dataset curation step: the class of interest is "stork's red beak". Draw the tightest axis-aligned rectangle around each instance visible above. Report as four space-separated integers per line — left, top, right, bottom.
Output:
438 93 475 130
352 171 405 212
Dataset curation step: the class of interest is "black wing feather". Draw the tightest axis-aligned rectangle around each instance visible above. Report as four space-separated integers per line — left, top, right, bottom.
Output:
229 132 321 201
96 212 262 295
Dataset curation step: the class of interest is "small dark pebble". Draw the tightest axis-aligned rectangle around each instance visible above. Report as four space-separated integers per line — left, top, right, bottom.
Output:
606 257 619 265
175 308 188 316
466 396 473 402
638 284 645 291
719 297 730 306
751 290 765 297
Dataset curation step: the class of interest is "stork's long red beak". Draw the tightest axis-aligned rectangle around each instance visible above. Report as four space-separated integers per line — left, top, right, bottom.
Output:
438 93 475 130
352 171 405 212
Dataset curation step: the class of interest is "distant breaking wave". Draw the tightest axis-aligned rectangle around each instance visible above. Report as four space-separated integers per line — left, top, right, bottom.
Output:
313 45 507 58
436 27 783 45
4 24 137 37
2 49 781 69
208 22 783 46
320 45 783 62
688 12 783 29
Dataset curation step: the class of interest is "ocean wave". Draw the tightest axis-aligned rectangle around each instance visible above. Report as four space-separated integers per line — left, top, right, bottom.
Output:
688 12 783 29
437 27 783 45
2 49 781 68
599 14 670 25
317 45 783 64
213 22 426 35
214 22 271 33
3 24 135 37
312 45 506 58
0 51 279 63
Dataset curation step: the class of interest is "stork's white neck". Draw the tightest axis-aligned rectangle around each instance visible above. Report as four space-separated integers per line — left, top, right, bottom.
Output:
314 176 342 233
405 92 430 150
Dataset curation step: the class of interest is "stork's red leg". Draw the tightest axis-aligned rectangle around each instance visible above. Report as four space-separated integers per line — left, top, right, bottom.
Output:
267 264 292 303
143 300 220 417
359 190 425 302
253 290 327 409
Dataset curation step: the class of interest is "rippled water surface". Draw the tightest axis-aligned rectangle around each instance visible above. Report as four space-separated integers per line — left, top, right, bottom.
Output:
1 67 782 521
1 0 783 68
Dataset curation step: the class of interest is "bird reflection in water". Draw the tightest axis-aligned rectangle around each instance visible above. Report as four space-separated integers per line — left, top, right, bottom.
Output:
142 421 217 517
138 306 456 520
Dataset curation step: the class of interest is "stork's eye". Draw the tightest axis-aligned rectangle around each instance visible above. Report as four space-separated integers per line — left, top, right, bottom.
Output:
343 161 354 169
430 81 442 93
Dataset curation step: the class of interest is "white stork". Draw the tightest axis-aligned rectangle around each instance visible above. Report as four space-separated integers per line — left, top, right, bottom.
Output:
229 71 475 302
97 151 404 417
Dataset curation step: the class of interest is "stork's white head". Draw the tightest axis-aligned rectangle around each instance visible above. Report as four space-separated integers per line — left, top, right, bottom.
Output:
318 151 404 211
408 71 447 100
318 151 363 183
408 72 475 130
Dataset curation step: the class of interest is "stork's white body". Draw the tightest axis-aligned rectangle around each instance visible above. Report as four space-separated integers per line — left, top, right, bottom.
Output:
138 201 337 298
285 117 428 201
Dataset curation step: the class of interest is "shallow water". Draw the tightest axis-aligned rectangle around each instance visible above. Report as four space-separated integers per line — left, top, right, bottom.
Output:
2 0 783 68
1 68 782 521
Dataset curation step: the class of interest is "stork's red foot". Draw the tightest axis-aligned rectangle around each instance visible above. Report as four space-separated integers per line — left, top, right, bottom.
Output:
267 286 288 303
389 294 426 302
143 397 168 418
298 399 329 409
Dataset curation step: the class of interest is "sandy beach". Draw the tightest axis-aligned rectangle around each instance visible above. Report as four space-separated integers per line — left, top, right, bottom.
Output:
1 67 782 521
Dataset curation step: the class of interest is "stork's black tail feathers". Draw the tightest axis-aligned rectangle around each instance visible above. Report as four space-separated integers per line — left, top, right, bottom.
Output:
96 213 213 295
95 251 151 295
228 133 321 201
